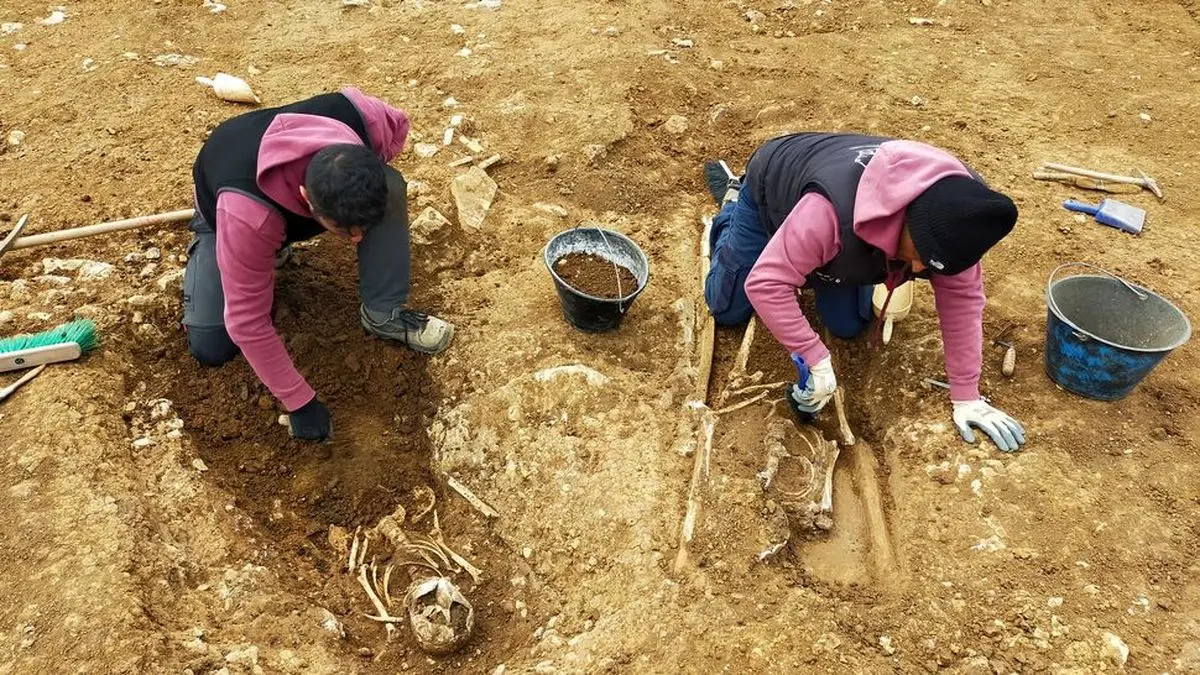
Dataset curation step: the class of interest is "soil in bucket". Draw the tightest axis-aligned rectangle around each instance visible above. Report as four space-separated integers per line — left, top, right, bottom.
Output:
554 252 639 299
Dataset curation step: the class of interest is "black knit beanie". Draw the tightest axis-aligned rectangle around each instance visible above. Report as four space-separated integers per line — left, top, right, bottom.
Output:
905 176 1018 276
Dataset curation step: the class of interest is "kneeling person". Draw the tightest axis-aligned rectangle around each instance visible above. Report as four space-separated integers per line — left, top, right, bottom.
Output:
184 87 453 442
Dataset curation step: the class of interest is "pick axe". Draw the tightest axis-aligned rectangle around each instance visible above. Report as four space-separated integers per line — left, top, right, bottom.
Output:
0 209 195 266
1033 162 1163 201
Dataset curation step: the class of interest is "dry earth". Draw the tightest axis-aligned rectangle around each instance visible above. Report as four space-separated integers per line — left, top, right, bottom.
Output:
1 0 1199 673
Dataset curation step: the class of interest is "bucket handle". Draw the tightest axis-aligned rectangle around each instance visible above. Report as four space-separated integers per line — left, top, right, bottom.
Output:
1047 262 1148 320
572 222 630 313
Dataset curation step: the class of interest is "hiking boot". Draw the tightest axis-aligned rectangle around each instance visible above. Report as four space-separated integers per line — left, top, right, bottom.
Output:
360 305 455 354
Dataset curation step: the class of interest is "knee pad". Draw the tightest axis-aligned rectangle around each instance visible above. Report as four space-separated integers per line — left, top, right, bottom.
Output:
187 328 239 367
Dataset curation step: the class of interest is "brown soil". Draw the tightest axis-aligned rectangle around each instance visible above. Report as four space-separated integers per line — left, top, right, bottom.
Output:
2 0 1200 673
553 252 639 299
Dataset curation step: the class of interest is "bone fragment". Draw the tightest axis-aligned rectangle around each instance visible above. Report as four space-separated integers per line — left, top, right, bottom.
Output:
714 390 769 415
358 565 398 640
446 476 500 518
348 526 362 573
832 388 855 446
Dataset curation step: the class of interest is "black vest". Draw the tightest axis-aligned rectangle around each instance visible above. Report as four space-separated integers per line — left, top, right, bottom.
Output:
192 93 370 244
745 132 895 287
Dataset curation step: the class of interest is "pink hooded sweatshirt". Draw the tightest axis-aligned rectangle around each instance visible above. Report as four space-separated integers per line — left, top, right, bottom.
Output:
211 87 410 412
744 140 985 401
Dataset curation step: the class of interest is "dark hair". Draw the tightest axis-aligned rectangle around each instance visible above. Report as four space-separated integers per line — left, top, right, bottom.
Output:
304 143 388 229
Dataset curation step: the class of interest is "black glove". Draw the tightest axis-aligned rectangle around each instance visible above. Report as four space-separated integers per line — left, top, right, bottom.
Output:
288 397 332 442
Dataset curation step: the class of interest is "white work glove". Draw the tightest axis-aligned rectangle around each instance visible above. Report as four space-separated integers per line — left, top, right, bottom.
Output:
789 356 837 414
952 400 1026 453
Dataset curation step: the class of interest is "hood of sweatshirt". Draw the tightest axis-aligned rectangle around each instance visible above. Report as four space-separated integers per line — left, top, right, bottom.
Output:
255 113 366 217
852 140 974 257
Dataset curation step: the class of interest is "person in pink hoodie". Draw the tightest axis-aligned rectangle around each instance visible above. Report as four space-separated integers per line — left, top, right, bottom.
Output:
703 133 1025 452
184 87 454 443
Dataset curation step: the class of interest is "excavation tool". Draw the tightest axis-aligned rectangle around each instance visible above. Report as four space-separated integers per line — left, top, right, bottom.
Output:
0 209 195 265
923 378 991 404
872 280 913 345
993 324 1016 377
1033 162 1162 201
1063 198 1145 235
0 364 45 403
788 353 816 423
0 319 98 373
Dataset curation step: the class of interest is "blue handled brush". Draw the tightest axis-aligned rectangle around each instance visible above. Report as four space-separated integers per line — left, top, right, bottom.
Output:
789 353 817 422
1063 198 1145 235
0 319 99 373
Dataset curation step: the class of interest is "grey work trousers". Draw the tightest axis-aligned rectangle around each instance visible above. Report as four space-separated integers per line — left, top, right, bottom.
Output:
182 166 412 366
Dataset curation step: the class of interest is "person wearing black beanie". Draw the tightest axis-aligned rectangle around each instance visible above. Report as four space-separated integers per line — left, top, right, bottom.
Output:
702 133 1026 453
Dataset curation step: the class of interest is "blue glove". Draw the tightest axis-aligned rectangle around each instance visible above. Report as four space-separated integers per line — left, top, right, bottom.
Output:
288 397 332 442
788 356 837 416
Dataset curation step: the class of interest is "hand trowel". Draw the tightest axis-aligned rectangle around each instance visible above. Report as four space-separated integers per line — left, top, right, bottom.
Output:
1063 198 1145 235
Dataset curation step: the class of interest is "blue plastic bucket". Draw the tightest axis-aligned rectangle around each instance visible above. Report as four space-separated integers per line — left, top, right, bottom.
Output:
1044 263 1191 401
543 226 650 333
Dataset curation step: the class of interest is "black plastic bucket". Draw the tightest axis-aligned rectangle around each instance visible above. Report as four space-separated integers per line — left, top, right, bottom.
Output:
543 227 650 332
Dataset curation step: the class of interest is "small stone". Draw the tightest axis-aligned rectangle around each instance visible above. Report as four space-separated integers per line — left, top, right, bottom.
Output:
605 26 620 36
152 53 200 68
709 59 724 70
533 202 568 217
127 294 159 307
225 644 259 667
443 96 459 108
1101 632 1129 667
150 399 173 419
139 263 159 278
664 115 689 135
671 38 694 48
144 247 161 260
39 10 67 26
7 130 25 147
522 546 533 558
27 312 52 321
410 207 452 245
879 635 895 655
132 437 155 449
157 269 185 291
414 142 439 158
0 23 21 36
192 458 209 472
357 647 374 658
1139 112 1152 123
81 58 96 71
276 649 307 673
450 23 466 34
122 52 140 60
247 65 262 75
0 310 12 327
910 95 926 107
1048 597 1064 607
451 166 498 230
544 153 561 170
42 258 113 279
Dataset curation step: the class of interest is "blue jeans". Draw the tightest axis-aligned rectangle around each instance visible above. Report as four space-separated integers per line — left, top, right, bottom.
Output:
703 187 873 339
